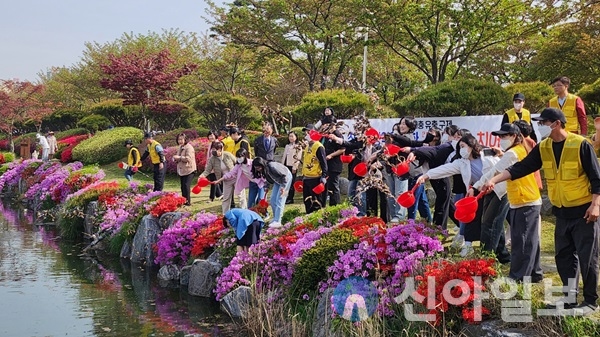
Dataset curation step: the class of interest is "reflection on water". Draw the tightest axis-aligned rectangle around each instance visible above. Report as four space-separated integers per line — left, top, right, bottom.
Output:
0 201 233 337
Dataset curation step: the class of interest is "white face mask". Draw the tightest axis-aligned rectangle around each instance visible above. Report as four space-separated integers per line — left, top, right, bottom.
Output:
459 147 471 159
441 134 449 143
236 158 244 164
538 124 552 138
451 140 458 149
513 102 523 110
499 138 513 151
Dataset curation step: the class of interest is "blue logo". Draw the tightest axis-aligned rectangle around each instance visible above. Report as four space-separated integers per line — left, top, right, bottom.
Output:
332 276 379 322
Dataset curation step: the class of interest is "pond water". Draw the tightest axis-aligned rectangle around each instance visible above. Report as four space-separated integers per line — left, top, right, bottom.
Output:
0 201 234 337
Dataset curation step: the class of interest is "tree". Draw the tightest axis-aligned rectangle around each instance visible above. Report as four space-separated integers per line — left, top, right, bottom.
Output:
360 0 568 84
207 0 366 91
192 92 260 131
99 48 197 132
0 80 54 151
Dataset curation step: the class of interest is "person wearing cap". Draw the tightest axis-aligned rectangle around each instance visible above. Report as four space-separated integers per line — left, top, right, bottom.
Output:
502 93 537 142
46 131 58 158
549 76 587 135
590 116 600 157
483 107 600 314
140 132 167 191
124 139 142 181
471 123 543 282
35 133 50 162
301 124 328 214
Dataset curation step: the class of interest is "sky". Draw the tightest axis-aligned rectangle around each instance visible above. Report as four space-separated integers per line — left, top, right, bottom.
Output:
0 0 225 82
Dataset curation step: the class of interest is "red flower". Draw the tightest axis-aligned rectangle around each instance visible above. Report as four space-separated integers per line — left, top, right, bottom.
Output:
149 193 187 218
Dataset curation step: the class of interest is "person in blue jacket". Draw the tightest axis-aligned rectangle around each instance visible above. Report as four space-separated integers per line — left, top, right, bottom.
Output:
223 208 265 252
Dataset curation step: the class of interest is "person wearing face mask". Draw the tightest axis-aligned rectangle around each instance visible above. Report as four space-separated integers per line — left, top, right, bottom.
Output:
471 123 542 282
250 157 292 228
230 127 252 159
199 141 237 214
301 124 329 214
484 108 600 314
590 116 600 157
416 134 506 258
213 148 252 211
501 93 537 142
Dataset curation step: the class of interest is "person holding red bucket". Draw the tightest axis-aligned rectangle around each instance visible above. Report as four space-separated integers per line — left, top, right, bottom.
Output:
301 124 328 214
417 134 506 257
472 123 542 283
250 157 292 228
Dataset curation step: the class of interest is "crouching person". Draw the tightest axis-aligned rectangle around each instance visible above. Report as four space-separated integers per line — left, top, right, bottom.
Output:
223 208 265 253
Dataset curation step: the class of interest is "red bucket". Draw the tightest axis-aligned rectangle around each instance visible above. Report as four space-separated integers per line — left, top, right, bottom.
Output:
392 161 411 176
294 181 304 193
259 199 269 208
396 183 420 208
353 162 368 177
340 154 354 163
118 162 124 169
385 144 402 156
191 185 202 194
455 192 484 214
455 209 476 223
309 130 323 141
197 177 210 187
132 166 138 172
312 183 326 194
365 128 379 137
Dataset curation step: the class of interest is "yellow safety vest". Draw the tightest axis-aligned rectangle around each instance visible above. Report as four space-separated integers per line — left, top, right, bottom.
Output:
549 94 579 133
506 144 540 206
505 108 531 123
302 141 324 178
127 147 142 167
233 138 252 158
147 140 162 164
222 136 235 154
540 133 592 207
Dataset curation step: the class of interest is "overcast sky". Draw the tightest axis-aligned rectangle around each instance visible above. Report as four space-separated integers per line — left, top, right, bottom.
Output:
0 0 225 82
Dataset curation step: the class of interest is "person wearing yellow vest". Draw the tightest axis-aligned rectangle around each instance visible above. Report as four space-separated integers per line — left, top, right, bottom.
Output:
140 132 167 191
301 124 328 214
501 93 537 142
483 108 600 314
124 139 142 181
219 126 236 154
549 76 587 135
473 123 543 283
230 127 251 158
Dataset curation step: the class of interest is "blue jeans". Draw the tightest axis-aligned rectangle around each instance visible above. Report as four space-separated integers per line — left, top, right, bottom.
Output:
270 171 293 222
124 168 134 181
455 193 465 235
247 181 266 208
383 170 408 220
407 175 432 222
348 179 367 216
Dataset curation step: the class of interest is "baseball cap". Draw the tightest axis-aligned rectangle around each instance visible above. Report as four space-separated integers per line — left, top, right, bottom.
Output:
124 139 133 146
302 124 315 132
143 132 152 139
531 107 567 124
513 93 525 101
492 123 521 136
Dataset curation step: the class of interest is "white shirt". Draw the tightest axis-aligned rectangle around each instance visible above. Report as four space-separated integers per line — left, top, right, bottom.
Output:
37 136 49 150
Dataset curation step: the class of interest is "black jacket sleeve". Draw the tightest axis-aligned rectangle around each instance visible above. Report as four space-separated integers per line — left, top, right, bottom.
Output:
315 146 328 177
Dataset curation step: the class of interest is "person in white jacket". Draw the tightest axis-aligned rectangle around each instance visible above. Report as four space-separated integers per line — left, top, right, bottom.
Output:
416 134 508 258
36 133 50 162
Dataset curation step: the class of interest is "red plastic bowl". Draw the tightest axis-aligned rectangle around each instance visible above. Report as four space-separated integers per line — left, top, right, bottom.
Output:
294 181 304 193
259 199 269 207
353 162 368 177
385 144 402 156
392 161 410 176
309 130 323 141
340 154 354 163
397 191 416 208
455 196 479 214
192 185 202 194
118 162 124 169
455 210 476 223
312 183 326 194
197 177 210 187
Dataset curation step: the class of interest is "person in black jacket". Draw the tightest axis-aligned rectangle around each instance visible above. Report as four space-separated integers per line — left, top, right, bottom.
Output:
322 122 345 206
249 122 277 207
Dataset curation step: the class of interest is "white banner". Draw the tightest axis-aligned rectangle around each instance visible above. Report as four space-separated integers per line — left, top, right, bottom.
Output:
339 115 540 147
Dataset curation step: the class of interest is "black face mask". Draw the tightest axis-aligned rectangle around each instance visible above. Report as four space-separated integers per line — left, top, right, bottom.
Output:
211 150 219 157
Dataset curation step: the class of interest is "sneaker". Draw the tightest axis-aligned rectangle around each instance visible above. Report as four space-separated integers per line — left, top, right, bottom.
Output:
451 234 465 249
215 195 223 201
544 297 578 309
459 244 474 257
573 302 599 316
269 221 282 228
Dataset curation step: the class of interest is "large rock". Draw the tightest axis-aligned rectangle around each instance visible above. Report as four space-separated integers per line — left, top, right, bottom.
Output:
462 319 541 337
180 265 192 286
158 211 183 231
188 259 222 297
339 177 349 196
130 215 160 265
83 201 98 237
220 286 252 318
157 264 180 281
120 240 132 259
312 288 344 337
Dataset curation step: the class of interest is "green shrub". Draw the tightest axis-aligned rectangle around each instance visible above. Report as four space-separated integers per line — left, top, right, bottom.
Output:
42 109 89 131
0 165 8 175
153 128 200 148
392 79 510 117
291 229 359 298
292 89 374 127
281 207 303 225
89 99 143 128
305 203 354 226
71 127 144 165
1 151 15 163
148 100 195 131
192 92 261 131
76 114 112 133
578 78 600 118
55 128 90 140
504 81 554 114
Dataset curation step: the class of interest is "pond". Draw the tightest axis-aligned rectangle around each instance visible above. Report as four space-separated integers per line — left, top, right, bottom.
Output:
0 201 234 337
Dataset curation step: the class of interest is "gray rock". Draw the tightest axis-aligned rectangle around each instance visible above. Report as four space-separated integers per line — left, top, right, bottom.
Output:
180 265 192 286
83 201 98 237
188 259 222 297
312 288 344 337
158 212 184 231
339 177 349 196
220 286 252 318
130 215 160 266
158 264 180 281
462 319 541 337
207 250 221 266
120 240 132 259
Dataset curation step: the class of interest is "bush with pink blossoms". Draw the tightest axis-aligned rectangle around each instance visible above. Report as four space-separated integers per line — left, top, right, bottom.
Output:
0 159 42 193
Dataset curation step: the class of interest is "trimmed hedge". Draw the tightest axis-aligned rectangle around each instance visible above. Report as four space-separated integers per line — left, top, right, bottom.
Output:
55 128 90 141
71 127 144 165
153 128 200 148
76 114 112 133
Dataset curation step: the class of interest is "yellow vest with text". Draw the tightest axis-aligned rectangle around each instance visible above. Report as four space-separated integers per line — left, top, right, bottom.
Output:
505 108 531 123
147 140 162 164
302 141 324 178
222 136 235 154
506 144 540 205
549 94 579 133
127 147 142 167
540 133 592 207
233 138 252 158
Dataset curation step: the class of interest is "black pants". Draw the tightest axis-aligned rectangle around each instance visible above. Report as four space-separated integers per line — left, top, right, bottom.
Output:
326 171 341 206
508 205 543 281
430 177 451 229
285 165 297 203
153 163 167 192
303 177 326 214
555 216 600 304
179 173 195 205
207 173 222 200
366 188 388 223
480 193 510 263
